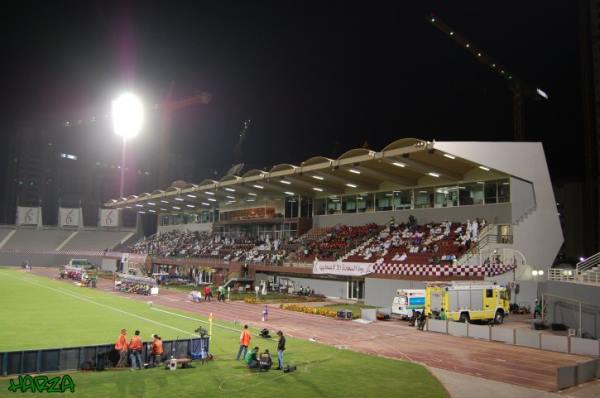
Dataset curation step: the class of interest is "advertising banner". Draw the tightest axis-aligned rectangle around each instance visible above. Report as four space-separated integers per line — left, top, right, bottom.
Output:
16 207 41 226
59 207 81 227
313 260 375 276
99 209 120 227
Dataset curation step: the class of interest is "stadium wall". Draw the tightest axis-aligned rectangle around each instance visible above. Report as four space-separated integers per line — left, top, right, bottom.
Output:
364 278 426 307
510 177 536 224
434 141 563 270
157 223 213 234
255 273 347 298
0 253 104 267
312 203 511 228
540 281 600 339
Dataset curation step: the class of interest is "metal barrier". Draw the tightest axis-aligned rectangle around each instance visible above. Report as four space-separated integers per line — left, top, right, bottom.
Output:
557 358 600 390
0 337 209 376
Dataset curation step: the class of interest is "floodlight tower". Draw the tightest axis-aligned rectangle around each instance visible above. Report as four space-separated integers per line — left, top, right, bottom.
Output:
112 92 144 198
427 14 549 141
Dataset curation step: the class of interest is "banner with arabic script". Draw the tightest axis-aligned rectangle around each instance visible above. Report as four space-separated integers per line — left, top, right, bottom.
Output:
313 260 375 276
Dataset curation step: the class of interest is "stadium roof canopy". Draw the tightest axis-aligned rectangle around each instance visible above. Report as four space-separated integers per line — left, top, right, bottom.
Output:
105 137 510 213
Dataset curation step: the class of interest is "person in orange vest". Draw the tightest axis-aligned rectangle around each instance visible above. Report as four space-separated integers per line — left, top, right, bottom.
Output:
115 329 129 368
129 330 143 370
151 334 164 367
236 324 252 360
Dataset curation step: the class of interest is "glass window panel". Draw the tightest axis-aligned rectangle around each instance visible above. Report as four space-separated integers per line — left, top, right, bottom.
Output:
498 179 510 202
375 191 393 211
414 188 433 208
300 197 312 218
393 190 412 210
285 196 298 218
342 195 357 213
434 186 458 208
484 181 497 204
356 193 373 213
327 196 342 214
314 198 326 215
459 182 484 206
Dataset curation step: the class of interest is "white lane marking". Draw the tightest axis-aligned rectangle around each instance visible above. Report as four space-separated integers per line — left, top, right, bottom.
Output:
1 270 196 337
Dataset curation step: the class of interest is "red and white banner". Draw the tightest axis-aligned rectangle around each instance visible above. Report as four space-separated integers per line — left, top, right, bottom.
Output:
59 207 81 227
99 209 120 227
16 207 41 226
313 260 375 276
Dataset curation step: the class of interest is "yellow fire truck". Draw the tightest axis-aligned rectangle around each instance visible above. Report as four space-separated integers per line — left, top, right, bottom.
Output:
425 281 510 324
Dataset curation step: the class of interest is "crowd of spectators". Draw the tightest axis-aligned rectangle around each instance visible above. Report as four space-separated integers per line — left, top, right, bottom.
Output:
343 218 487 265
128 218 486 266
296 223 381 261
129 230 297 264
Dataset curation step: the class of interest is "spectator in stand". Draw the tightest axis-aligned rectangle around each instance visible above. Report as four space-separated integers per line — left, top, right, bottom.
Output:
471 219 479 240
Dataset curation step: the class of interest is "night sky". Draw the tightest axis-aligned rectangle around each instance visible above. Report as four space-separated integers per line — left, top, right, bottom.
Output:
0 1 584 183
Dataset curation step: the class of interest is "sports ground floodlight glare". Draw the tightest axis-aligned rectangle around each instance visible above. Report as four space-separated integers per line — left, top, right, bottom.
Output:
112 92 144 140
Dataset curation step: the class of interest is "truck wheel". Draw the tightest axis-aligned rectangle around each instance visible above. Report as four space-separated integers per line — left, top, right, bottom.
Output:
494 311 504 324
459 313 470 323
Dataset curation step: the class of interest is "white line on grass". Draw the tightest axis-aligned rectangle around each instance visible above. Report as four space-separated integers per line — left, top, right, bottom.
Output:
1 270 196 338
150 307 242 334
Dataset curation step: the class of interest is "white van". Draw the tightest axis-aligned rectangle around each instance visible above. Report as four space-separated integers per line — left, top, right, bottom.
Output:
391 289 426 319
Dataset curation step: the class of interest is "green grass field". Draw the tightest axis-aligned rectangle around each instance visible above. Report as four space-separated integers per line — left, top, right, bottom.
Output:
0 268 448 398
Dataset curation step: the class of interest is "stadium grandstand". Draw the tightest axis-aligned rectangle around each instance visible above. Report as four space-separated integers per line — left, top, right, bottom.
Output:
101 137 563 311
2 136 599 350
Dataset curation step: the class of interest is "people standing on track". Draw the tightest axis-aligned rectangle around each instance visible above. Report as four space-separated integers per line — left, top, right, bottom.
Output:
276 330 286 370
262 305 268 322
439 308 447 321
218 285 224 302
533 299 542 318
115 329 129 368
417 311 427 331
129 330 143 370
204 285 212 301
236 325 252 360
151 334 163 367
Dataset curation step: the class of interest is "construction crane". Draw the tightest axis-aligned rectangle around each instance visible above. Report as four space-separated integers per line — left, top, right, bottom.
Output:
427 14 548 141
159 85 212 188
227 119 251 176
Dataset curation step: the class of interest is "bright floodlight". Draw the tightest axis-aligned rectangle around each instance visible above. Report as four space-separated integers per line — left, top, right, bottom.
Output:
536 88 549 100
112 93 144 139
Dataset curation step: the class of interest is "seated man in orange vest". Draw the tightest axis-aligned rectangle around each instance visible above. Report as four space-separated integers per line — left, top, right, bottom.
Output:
151 334 164 367
115 329 129 368
129 330 143 370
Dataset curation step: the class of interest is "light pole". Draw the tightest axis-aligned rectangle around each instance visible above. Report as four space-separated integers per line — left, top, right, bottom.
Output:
532 269 545 320
111 92 144 198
